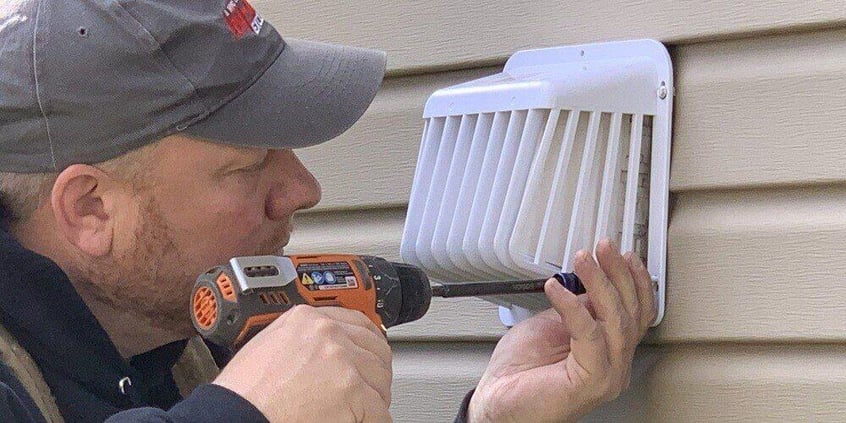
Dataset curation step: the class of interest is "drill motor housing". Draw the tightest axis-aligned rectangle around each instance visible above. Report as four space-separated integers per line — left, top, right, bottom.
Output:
191 254 432 348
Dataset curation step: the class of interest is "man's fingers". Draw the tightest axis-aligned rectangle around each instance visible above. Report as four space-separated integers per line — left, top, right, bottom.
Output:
333 320 393 371
363 401 394 423
627 253 657 334
577 294 597 319
359 386 394 423
314 306 385 339
350 383 393 423
341 340 393 406
596 239 639 321
281 306 392 378
533 293 594 325
573 250 625 331
545 278 609 374
574 248 637 386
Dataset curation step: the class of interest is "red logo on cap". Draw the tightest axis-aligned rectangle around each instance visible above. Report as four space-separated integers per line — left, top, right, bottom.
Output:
224 0 264 39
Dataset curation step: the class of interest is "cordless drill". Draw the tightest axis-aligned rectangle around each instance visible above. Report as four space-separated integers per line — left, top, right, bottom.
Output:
191 254 584 349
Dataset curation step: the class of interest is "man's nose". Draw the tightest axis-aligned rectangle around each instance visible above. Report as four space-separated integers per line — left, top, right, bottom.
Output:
265 150 322 221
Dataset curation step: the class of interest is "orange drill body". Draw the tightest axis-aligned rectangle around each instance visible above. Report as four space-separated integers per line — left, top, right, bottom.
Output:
191 254 431 349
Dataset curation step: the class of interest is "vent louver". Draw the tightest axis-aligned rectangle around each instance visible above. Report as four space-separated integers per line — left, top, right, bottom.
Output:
401 40 672 326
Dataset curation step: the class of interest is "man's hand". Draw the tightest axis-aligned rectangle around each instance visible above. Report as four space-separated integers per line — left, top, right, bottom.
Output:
468 239 657 423
213 305 393 423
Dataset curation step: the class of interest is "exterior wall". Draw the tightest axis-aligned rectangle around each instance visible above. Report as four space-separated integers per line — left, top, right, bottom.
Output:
257 1 846 421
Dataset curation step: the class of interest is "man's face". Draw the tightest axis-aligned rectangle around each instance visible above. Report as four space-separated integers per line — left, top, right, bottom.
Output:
89 134 321 335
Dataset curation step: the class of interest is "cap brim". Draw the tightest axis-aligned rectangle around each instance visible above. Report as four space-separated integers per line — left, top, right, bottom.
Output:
185 38 386 149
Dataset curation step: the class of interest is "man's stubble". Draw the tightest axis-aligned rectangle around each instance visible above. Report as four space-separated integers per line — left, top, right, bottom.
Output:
80 192 292 339
83 196 197 337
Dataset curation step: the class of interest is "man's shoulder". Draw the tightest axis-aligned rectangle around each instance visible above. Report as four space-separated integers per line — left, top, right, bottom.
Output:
0 361 47 423
0 318 58 422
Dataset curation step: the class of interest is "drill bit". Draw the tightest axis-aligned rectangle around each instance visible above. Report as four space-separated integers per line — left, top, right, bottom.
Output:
430 272 585 298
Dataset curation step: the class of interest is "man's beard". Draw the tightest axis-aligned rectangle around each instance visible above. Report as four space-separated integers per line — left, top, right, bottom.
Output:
83 198 197 337
79 197 292 339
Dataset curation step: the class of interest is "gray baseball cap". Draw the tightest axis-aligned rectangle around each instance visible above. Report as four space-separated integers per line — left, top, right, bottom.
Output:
0 0 386 173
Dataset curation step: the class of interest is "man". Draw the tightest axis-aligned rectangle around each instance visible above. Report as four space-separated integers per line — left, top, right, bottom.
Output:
0 1 656 422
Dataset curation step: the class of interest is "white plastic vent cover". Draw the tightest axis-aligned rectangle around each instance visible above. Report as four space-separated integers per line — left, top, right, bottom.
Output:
400 40 671 326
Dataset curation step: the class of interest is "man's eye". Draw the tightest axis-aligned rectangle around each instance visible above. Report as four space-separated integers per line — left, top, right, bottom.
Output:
238 153 269 173
240 161 264 173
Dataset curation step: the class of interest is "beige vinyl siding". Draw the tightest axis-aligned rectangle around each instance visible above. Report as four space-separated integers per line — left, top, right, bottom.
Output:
670 29 846 191
267 1 846 421
584 346 846 422
390 343 495 422
257 1 846 74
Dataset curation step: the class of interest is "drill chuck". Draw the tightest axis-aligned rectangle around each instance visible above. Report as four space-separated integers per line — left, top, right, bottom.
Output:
390 262 432 325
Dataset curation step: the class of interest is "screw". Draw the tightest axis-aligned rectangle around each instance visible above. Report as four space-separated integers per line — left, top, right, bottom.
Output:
658 82 668 99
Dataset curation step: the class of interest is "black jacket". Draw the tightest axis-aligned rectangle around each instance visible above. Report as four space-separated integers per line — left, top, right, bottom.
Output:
0 230 267 422
0 229 474 422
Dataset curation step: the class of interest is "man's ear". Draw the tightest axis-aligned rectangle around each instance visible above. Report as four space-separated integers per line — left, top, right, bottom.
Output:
50 164 117 257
